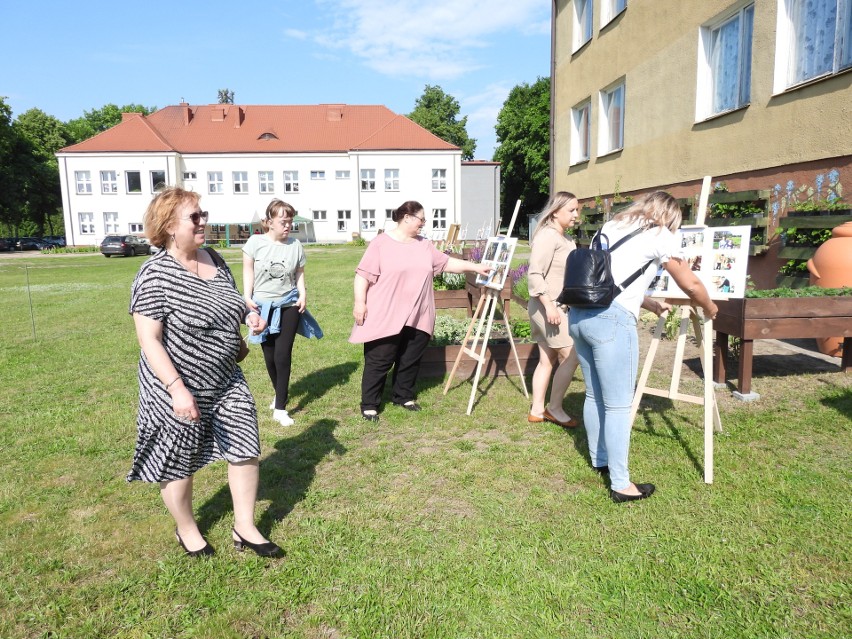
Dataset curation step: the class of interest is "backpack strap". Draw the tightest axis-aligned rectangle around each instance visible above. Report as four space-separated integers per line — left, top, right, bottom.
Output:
606 227 654 294
205 246 226 269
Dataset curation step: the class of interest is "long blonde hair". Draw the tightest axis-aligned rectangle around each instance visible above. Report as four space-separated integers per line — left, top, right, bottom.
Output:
611 191 682 233
532 191 578 243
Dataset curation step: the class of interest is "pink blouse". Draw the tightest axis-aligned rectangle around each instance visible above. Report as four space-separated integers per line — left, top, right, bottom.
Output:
349 233 450 344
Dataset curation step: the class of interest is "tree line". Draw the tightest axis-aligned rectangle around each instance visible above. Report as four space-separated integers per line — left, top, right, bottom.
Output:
0 81 548 238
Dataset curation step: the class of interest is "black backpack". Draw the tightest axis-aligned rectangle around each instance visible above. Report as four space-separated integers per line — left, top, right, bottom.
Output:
555 227 653 308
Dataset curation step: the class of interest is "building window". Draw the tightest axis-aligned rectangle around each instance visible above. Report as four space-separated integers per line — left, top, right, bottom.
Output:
384 169 399 191
336 170 350 180
776 0 852 91
150 170 166 192
360 169 376 191
598 81 625 154
79 212 95 234
571 100 592 164
126 171 142 193
75 171 92 195
601 0 626 27
104 212 119 234
432 209 447 230
100 170 117 194
283 171 299 193
337 209 351 232
361 209 376 231
432 168 447 191
208 171 223 194
183 171 197 181
697 4 754 120
129 222 143 233
386 208 395 220
573 0 593 51
311 170 326 180
233 171 249 193
313 210 327 221
259 171 274 193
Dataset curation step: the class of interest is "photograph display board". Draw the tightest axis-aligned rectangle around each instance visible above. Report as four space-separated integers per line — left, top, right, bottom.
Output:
476 236 518 290
647 225 751 300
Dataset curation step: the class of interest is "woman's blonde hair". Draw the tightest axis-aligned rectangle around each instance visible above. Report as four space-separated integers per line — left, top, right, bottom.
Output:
143 187 201 248
532 191 578 242
612 191 682 233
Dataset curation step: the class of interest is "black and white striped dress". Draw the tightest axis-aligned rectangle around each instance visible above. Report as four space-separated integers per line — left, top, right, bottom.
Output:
127 250 260 483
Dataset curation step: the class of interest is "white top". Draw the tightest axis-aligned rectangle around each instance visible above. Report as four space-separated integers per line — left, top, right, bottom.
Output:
242 234 305 300
600 220 681 318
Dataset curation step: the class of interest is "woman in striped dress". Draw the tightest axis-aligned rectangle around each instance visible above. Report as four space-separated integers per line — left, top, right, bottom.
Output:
128 187 281 557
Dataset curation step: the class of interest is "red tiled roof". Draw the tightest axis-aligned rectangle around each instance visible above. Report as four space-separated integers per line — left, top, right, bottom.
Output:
59 104 459 154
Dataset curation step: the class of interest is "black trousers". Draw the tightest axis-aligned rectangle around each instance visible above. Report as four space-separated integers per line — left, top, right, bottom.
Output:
361 327 430 412
261 305 300 410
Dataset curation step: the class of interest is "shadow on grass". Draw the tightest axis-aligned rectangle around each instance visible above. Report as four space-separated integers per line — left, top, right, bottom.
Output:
286 361 359 413
634 396 704 478
196 418 346 536
818 381 852 419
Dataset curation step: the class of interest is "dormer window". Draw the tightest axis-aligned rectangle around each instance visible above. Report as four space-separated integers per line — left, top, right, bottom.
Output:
258 131 278 141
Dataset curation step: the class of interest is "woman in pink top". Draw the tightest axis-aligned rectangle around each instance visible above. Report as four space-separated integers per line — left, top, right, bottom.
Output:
351 201 491 421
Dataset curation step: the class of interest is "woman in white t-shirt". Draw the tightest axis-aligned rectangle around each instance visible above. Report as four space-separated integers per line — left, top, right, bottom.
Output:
568 192 718 504
242 200 306 427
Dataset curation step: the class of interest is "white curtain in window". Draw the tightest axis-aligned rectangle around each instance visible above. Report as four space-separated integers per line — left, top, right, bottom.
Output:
606 86 624 151
739 5 754 104
788 0 838 84
711 16 742 112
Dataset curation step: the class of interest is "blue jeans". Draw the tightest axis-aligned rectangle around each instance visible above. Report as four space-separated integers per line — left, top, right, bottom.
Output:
569 303 639 491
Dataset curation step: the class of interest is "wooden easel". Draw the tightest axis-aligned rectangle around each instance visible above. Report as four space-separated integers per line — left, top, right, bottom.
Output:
443 201 528 414
630 176 723 484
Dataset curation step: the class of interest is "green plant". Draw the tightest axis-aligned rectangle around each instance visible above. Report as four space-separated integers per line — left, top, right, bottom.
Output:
782 227 833 246
509 318 531 339
429 315 470 345
433 272 466 291
708 184 765 219
778 259 809 276
349 235 367 247
745 285 852 298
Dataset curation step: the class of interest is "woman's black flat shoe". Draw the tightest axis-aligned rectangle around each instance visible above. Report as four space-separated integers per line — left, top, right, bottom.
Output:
394 401 422 412
175 528 215 557
610 483 656 504
232 528 283 558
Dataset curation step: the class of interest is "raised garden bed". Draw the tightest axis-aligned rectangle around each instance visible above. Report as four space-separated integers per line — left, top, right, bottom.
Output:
420 341 539 379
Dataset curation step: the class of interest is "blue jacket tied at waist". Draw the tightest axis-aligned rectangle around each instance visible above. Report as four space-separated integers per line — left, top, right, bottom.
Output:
248 290 324 344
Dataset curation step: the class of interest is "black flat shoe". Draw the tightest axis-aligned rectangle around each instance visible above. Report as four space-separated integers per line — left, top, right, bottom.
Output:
175 528 215 557
610 483 656 504
394 401 422 412
232 528 283 558
593 465 610 475
361 410 379 422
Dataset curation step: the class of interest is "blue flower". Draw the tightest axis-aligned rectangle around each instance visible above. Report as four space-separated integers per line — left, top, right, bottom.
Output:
786 180 795 194
815 173 824 196
828 169 840 185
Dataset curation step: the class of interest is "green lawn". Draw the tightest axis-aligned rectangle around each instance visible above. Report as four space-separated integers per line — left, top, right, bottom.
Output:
0 247 849 639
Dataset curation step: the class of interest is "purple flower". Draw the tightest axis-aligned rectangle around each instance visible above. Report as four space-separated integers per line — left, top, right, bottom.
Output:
510 261 529 285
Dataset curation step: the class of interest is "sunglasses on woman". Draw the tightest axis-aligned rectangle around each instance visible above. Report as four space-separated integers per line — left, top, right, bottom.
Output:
182 211 209 224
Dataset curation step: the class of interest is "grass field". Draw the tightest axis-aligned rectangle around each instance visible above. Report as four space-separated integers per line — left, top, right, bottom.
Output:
0 247 849 639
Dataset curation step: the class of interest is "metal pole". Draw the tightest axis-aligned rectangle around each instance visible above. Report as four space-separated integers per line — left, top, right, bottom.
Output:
24 265 36 339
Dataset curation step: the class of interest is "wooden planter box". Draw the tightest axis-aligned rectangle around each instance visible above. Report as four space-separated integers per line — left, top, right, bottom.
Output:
713 296 852 395
433 288 473 315
420 341 539 378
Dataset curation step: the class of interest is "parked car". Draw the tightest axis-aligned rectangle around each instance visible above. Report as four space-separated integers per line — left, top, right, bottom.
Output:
43 235 66 247
0 238 11 251
16 237 51 251
100 235 151 257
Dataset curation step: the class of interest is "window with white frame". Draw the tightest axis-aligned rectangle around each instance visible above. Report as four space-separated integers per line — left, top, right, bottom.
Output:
697 4 754 120
598 81 625 154
129 222 144 233
104 212 119 234
335 170 350 180
183 171 197 181
360 169 376 191
75 171 92 194
311 170 326 180
337 209 351 232
571 100 592 164
283 171 299 193
126 171 142 193
258 171 274 193
431 209 447 230
151 170 166 192
361 209 376 231
100 170 118 194
386 208 395 220
233 171 249 193
573 0 593 51
775 0 852 91
313 210 327 221
208 171 223 194
601 0 626 27
79 212 95 234
432 168 447 191
384 169 400 191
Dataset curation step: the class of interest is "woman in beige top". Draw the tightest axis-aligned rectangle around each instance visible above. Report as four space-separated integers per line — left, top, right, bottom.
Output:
527 192 581 428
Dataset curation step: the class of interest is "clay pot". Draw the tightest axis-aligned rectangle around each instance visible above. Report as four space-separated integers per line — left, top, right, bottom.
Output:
807 221 852 356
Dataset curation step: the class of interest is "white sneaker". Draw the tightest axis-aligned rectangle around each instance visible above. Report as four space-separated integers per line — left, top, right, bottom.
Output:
273 409 294 426
269 398 276 410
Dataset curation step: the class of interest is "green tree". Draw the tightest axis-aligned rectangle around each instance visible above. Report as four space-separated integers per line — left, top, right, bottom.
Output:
65 103 156 143
15 109 68 234
493 77 551 230
0 97 30 234
408 85 476 160
218 89 235 104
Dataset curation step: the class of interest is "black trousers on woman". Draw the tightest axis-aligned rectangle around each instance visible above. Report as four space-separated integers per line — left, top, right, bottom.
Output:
361 327 431 412
261 305 300 411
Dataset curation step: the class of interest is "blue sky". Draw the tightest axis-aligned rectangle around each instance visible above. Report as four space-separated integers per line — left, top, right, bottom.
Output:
1 0 551 159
